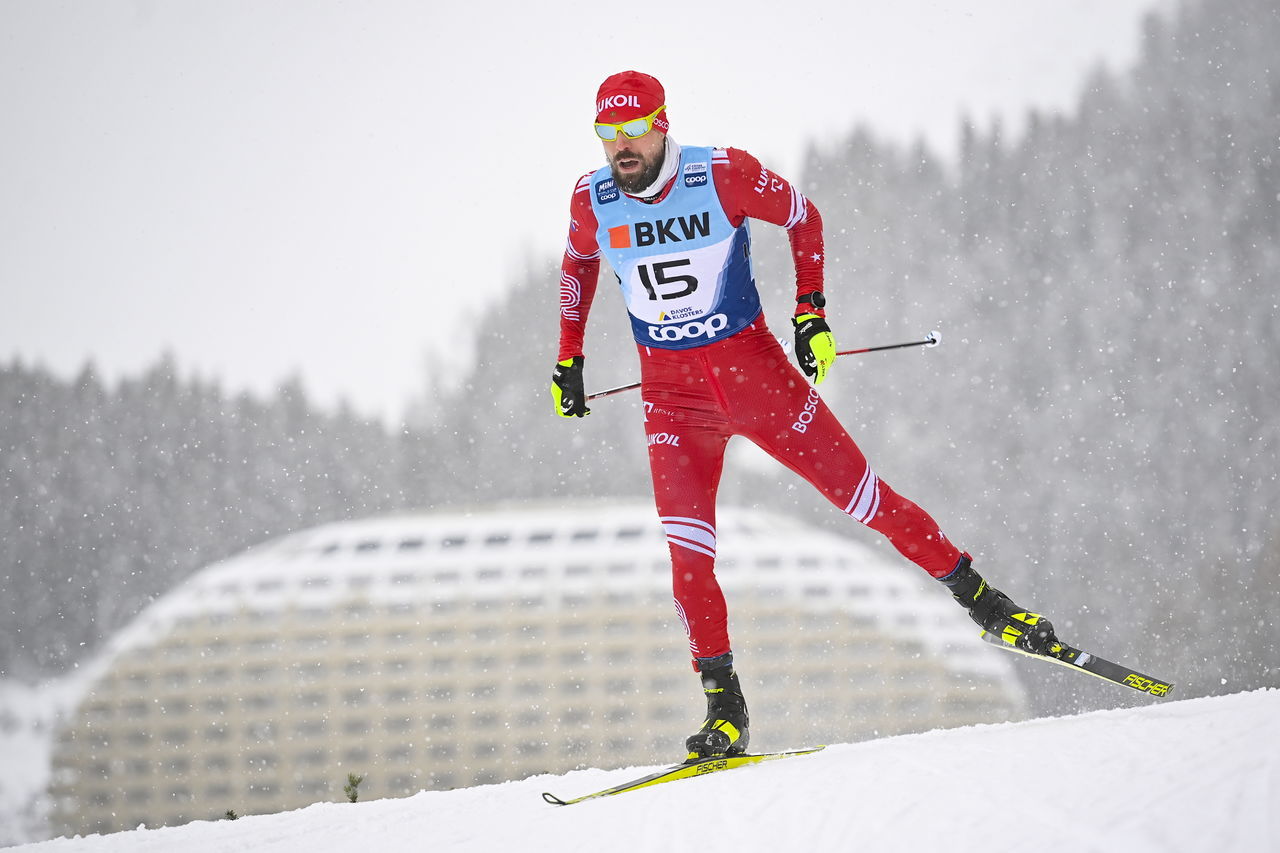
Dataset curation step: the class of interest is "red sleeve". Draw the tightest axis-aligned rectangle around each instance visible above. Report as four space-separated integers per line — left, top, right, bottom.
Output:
712 148 825 317
557 173 602 361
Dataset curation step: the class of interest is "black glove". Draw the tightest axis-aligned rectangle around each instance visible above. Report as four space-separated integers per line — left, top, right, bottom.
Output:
792 314 836 384
551 356 591 418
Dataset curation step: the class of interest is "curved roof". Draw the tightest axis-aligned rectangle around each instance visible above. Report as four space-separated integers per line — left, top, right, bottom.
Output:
98 502 1012 680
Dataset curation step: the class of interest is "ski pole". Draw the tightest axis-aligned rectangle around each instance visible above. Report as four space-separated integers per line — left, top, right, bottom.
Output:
586 330 941 401
837 329 940 356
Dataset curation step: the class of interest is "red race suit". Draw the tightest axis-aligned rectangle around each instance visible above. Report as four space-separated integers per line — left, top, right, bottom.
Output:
557 143 964 662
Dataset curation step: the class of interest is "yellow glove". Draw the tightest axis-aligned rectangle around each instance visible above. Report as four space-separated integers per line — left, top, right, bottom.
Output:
792 314 836 384
550 356 591 418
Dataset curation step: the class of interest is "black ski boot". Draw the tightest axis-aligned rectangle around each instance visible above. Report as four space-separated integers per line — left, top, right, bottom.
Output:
941 555 1059 655
685 652 750 761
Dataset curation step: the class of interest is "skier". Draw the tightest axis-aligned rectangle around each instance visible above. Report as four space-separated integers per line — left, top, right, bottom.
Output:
550 71 1057 761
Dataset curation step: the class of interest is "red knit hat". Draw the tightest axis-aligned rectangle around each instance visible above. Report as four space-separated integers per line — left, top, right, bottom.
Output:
595 70 669 133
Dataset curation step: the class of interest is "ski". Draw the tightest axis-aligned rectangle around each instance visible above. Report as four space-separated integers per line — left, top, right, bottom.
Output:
541 746 825 806
979 630 1174 697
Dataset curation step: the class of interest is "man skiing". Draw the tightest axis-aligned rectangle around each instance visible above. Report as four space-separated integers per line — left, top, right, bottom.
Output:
550 71 1057 761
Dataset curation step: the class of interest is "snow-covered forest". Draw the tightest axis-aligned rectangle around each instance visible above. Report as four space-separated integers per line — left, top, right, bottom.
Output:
3 0 1277 717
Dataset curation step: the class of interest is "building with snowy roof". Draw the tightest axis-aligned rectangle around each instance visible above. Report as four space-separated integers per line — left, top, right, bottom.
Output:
49 502 1025 835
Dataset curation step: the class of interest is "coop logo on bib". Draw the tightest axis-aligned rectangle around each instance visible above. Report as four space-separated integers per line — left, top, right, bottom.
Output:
595 179 620 205
683 162 708 187
647 313 728 342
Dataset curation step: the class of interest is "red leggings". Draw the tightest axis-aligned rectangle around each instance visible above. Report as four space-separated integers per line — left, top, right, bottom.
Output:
640 320 963 661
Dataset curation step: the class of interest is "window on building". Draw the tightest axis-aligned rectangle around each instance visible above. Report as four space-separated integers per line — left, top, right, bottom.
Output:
246 664 278 683
296 779 328 797
471 743 500 759
297 749 327 767
294 719 329 737
427 713 454 730
124 787 152 804
381 742 412 763
469 684 498 699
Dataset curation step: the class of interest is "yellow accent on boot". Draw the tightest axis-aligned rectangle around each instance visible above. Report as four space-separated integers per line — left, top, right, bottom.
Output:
1000 625 1024 646
711 720 741 743
1001 612 1047 647
686 718 743 760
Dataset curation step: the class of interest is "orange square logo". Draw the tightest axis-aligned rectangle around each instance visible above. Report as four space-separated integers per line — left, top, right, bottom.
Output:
608 225 632 249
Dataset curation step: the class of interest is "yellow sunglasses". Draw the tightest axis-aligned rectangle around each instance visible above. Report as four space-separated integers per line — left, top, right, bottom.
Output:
594 105 667 141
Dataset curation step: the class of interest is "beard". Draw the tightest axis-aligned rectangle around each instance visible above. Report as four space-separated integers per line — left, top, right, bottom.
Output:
610 145 666 195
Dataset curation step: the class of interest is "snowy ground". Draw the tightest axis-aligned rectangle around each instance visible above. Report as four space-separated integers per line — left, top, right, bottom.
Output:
12 688 1276 853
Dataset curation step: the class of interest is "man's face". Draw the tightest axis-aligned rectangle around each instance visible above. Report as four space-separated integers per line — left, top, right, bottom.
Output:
603 129 666 194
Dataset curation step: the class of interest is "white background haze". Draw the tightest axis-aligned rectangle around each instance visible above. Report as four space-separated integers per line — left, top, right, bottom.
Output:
0 0 1165 422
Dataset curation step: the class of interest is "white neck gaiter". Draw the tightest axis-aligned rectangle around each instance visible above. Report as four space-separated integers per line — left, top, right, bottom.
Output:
629 135 682 200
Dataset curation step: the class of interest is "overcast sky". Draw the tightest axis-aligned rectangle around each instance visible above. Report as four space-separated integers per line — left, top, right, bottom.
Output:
0 0 1165 422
